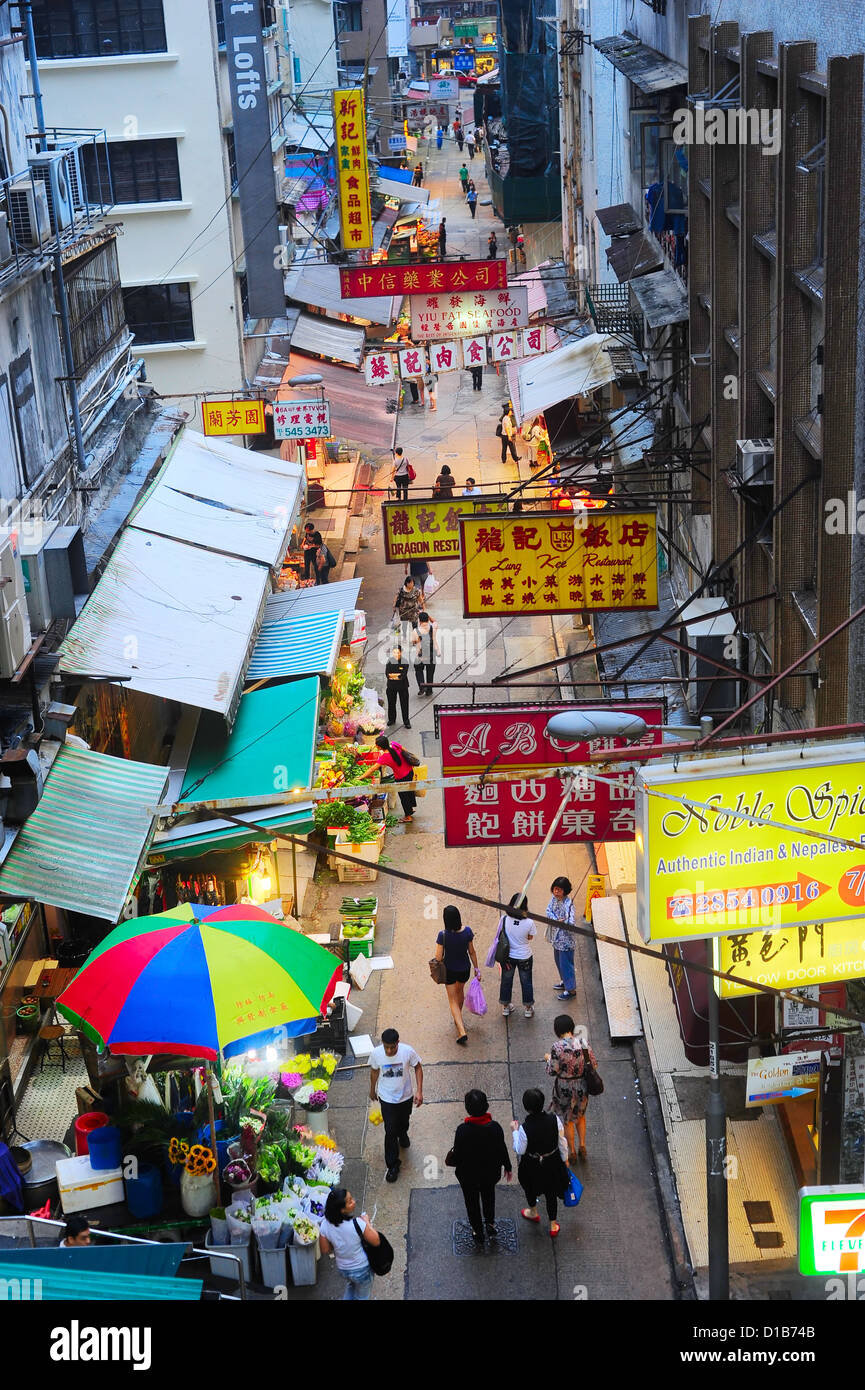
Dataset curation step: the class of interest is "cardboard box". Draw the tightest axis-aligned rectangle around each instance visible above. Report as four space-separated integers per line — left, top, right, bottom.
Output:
56 1154 124 1214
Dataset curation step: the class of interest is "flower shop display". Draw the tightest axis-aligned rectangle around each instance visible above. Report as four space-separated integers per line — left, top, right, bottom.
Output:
224 1156 257 1196
292 1214 319 1247
169 1137 219 1217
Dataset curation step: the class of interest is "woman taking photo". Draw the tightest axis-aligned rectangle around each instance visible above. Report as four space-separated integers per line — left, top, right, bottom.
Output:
375 734 417 822
319 1187 382 1300
511 1088 570 1238
546 1013 599 1162
433 905 480 1045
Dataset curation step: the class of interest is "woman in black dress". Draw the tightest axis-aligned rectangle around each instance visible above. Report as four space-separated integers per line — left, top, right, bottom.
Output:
447 1089 512 1245
433 905 480 1044
511 1087 570 1238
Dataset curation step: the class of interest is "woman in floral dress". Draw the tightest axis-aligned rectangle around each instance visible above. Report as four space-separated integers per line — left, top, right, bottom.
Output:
545 1013 598 1163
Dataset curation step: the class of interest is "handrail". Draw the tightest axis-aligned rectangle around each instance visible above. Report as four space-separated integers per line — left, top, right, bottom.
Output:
0 1214 247 1301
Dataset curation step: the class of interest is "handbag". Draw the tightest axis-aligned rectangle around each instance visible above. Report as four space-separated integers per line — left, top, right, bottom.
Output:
407 464 416 481
494 918 511 967
582 1047 604 1097
429 955 447 985
563 1170 584 1208
353 1218 394 1276
444 1148 456 1167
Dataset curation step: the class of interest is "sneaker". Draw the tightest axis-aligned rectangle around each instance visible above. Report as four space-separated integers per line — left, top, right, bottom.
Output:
501 1004 513 1017
524 1005 534 1019
403 721 412 729
486 1222 498 1238
399 1134 411 1149
555 991 577 1001
385 1166 400 1183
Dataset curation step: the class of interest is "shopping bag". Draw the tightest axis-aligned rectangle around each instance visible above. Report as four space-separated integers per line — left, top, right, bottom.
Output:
485 917 504 968
424 571 441 598
465 974 487 1015
563 1170 583 1208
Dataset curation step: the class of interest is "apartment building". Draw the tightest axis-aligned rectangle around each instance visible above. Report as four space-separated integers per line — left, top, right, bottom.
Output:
336 0 397 151
31 0 293 398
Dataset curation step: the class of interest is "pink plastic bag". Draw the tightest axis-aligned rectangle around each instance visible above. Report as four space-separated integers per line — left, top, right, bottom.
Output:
465 974 487 1016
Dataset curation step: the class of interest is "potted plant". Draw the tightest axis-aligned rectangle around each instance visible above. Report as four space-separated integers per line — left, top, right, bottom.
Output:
15 1002 40 1034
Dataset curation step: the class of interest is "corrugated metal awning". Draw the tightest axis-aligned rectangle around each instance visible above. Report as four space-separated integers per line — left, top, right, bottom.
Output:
129 430 304 568
378 174 430 204
0 1262 201 1300
594 34 688 94
180 678 319 806
264 578 362 622
149 803 315 863
284 261 399 325
290 312 365 367
595 203 642 237
606 232 664 283
609 408 652 468
57 529 270 725
0 746 167 921
629 267 689 329
507 333 619 424
247 609 344 681
508 268 547 319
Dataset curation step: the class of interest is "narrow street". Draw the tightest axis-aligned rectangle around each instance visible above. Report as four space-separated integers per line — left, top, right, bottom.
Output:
308 136 677 1301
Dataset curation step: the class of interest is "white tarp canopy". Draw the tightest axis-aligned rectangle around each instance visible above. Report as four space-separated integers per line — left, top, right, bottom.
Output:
130 430 304 568
290 312 365 366
507 333 619 424
378 173 430 205
57 529 270 727
284 260 400 325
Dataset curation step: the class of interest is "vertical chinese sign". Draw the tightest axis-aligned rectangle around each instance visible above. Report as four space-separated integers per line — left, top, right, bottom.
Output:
459 511 659 616
333 89 373 250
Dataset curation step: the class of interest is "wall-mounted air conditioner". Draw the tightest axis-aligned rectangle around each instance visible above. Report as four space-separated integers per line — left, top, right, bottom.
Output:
44 141 86 211
678 597 741 719
736 438 774 485
20 524 88 632
0 532 26 616
28 153 75 234
0 211 11 265
0 596 31 678
7 178 51 248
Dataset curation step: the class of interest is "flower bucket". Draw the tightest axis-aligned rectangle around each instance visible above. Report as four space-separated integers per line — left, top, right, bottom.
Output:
299 1105 328 1137
181 1168 217 1219
210 1209 228 1245
288 1237 317 1286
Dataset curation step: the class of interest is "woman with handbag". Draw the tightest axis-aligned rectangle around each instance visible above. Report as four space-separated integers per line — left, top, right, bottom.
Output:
545 875 577 1001
545 1013 601 1162
433 905 480 1045
495 893 536 1019
446 1089 512 1245
319 1187 384 1300
375 734 417 821
511 1087 570 1238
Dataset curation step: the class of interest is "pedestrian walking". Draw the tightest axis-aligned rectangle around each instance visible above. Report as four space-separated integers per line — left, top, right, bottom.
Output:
447 1090 512 1245
369 1028 423 1182
433 463 455 498
412 609 441 695
466 185 478 219
423 366 438 410
413 162 424 187
462 477 481 497
438 218 447 255
459 163 469 194
495 893 535 1018
319 1188 383 1300
312 530 336 584
488 231 498 259
466 132 475 158
545 876 577 1001
456 127 464 152
375 732 418 816
512 1088 570 1239
433 906 480 1043
391 445 413 500
470 362 483 390
436 126 444 150
406 557 430 598
546 1013 599 1162
392 574 422 650
301 521 317 581
498 404 520 464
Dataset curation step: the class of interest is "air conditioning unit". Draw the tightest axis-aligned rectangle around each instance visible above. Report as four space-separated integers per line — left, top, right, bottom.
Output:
7 178 51 248
736 438 774 485
44 141 86 211
0 211 11 265
0 532 26 615
678 598 741 719
20 524 88 631
278 224 295 265
28 153 75 234
0 596 32 678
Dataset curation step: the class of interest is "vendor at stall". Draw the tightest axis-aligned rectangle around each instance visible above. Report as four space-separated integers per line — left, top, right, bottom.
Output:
59 1215 92 1247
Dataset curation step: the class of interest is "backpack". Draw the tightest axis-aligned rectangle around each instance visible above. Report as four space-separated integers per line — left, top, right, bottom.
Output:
495 422 503 437
407 464 416 481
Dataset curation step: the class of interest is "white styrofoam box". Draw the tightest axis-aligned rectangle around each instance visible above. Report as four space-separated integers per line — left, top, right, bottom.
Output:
345 1000 363 1032
56 1154 124 1213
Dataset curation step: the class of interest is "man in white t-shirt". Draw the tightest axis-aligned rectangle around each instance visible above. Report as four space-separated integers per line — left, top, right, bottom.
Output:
369 1027 423 1183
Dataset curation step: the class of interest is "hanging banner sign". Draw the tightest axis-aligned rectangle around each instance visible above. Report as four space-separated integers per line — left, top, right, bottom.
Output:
443 774 639 848
386 0 409 57
459 510 659 617
201 399 266 436
397 346 427 379
334 88 373 250
407 101 451 124
435 701 664 776
491 331 516 362
745 1052 822 1108
429 341 460 372
272 400 331 440
429 76 459 100
462 335 488 367
521 324 546 356
382 497 510 562
716 919 865 998
410 286 529 339
364 351 396 385
339 260 507 298
799 1185 865 1276
388 134 408 151
636 743 865 944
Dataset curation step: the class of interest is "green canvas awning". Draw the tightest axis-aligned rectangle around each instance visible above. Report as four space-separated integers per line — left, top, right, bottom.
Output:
148 804 314 865
180 677 319 804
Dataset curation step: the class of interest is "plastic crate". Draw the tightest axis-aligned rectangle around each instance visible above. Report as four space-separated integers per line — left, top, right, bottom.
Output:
339 924 374 959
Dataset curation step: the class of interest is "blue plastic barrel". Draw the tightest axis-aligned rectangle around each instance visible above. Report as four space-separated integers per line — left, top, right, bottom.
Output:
87 1124 122 1171
125 1163 162 1219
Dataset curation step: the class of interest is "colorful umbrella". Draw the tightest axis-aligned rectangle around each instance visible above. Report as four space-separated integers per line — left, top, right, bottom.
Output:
57 904 342 1060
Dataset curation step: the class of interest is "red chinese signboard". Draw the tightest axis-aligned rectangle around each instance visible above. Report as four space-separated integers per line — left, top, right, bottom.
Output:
339 260 508 298
439 701 664 847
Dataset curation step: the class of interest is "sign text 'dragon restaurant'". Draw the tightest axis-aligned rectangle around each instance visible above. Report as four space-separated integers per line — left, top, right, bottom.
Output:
460 511 659 617
636 743 865 943
381 497 509 563
437 701 663 847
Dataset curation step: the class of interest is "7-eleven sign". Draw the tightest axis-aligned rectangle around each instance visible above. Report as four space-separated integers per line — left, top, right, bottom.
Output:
799 1185 865 1275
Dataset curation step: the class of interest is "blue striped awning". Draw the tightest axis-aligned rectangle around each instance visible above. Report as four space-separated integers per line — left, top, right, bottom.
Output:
246 609 344 681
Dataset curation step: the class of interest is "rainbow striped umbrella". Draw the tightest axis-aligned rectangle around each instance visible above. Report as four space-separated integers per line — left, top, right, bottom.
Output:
57 904 342 1060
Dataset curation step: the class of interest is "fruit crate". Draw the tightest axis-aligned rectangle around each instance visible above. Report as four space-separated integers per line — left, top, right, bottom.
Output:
338 922 375 959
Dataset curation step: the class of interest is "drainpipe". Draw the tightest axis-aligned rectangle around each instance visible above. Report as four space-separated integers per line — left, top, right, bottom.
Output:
21 1 88 477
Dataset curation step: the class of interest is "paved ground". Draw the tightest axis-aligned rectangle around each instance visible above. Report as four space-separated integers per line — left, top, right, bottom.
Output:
306 136 678 1301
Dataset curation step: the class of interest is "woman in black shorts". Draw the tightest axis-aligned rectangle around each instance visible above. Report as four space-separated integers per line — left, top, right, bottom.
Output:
433 905 481 1046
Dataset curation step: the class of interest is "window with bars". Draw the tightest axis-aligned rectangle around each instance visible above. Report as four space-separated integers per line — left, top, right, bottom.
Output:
31 1 167 60
122 282 194 345
82 138 181 205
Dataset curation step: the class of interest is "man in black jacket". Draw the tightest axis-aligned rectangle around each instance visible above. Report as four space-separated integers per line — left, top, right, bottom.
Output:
447 1089 512 1244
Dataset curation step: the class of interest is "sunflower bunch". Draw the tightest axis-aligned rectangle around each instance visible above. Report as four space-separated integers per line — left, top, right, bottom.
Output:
168 1137 190 1167
184 1144 216 1176
312 1133 337 1151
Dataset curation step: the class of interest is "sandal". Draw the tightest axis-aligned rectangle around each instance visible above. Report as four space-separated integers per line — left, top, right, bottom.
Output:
520 1208 540 1223
549 1222 560 1238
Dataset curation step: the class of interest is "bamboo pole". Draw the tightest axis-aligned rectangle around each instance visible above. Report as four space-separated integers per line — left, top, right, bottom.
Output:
206 1064 220 1205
